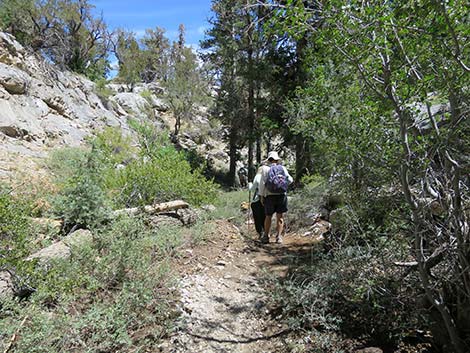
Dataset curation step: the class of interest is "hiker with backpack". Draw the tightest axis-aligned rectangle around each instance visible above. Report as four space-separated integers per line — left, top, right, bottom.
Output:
248 166 266 241
258 151 293 244
238 166 248 188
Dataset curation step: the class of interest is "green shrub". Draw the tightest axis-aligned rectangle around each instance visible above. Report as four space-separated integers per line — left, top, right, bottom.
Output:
51 174 110 231
102 122 218 208
94 78 114 104
265 240 419 351
108 150 217 207
0 186 32 267
91 127 135 167
48 149 110 230
47 147 90 186
0 215 182 352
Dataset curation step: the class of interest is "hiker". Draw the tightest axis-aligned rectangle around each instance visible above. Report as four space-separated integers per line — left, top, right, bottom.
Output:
238 165 248 188
259 151 293 244
248 167 266 241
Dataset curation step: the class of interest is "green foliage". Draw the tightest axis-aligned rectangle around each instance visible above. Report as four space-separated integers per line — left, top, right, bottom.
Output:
47 124 217 213
91 127 135 167
188 220 216 246
163 46 209 136
95 122 217 208
51 173 110 231
48 148 110 230
139 89 153 102
287 176 328 230
209 190 247 223
0 186 32 267
108 147 216 207
94 78 114 104
265 241 418 351
140 27 171 82
0 216 181 352
113 29 144 87
0 0 109 79
47 147 90 186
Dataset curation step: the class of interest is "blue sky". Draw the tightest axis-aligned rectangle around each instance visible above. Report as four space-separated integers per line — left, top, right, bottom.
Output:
91 0 213 47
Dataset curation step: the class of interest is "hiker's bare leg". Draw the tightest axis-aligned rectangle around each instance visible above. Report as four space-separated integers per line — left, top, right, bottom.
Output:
276 213 284 242
264 215 272 241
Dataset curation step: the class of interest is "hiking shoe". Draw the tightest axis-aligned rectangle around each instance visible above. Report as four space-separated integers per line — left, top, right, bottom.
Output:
259 231 269 244
276 235 283 244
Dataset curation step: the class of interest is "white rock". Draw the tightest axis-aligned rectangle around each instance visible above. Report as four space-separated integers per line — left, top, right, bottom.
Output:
0 62 30 94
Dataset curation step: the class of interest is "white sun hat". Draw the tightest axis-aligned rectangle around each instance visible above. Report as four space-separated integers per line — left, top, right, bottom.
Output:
266 151 281 161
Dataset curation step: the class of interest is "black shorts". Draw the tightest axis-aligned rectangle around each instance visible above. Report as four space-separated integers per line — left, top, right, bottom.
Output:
264 194 288 216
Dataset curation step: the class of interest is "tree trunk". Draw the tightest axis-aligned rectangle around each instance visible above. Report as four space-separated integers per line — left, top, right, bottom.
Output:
256 137 262 167
295 136 311 183
174 116 181 137
228 127 238 187
246 9 256 181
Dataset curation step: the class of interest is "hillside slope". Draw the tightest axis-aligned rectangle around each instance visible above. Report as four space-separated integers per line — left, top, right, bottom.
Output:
0 32 229 181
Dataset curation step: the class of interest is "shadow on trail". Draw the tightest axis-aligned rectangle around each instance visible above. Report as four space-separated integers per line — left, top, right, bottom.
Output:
185 322 291 345
243 234 322 278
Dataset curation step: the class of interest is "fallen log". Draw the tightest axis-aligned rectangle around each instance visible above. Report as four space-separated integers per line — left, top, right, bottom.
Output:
113 200 189 217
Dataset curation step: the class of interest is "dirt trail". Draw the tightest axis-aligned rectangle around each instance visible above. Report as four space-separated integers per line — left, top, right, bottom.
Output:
159 220 318 353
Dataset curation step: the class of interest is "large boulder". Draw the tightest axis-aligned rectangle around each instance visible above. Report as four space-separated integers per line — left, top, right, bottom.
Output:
0 32 26 67
110 92 150 115
26 241 71 263
0 98 44 139
26 229 93 264
0 63 29 94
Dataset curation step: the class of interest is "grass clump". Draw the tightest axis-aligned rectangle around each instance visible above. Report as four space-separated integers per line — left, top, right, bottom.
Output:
209 190 247 221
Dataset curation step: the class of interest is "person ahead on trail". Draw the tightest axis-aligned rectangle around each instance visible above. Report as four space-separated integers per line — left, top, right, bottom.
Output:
238 166 248 188
248 167 266 241
259 151 293 244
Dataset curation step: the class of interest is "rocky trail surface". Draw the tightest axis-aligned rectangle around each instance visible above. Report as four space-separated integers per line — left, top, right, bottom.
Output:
159 219 320 353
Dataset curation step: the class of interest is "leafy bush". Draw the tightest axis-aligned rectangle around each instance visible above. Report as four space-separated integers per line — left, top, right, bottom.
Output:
108 149 216 207
103 122 217 207
91 127 135 167
48 148 110 230
0 216 182 352
0 186 32 268
265 241 420 351
47 147 90 186
51 174 110 231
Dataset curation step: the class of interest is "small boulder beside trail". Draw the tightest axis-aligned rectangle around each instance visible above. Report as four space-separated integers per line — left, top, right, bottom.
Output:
26 229 93 264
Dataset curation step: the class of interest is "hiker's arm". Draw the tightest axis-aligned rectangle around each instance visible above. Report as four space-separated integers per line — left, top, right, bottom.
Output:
249 174 260 192
258 170 267 197
284 167 294 184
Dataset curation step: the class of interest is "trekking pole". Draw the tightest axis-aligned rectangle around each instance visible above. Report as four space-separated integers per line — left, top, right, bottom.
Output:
247 188 252 233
